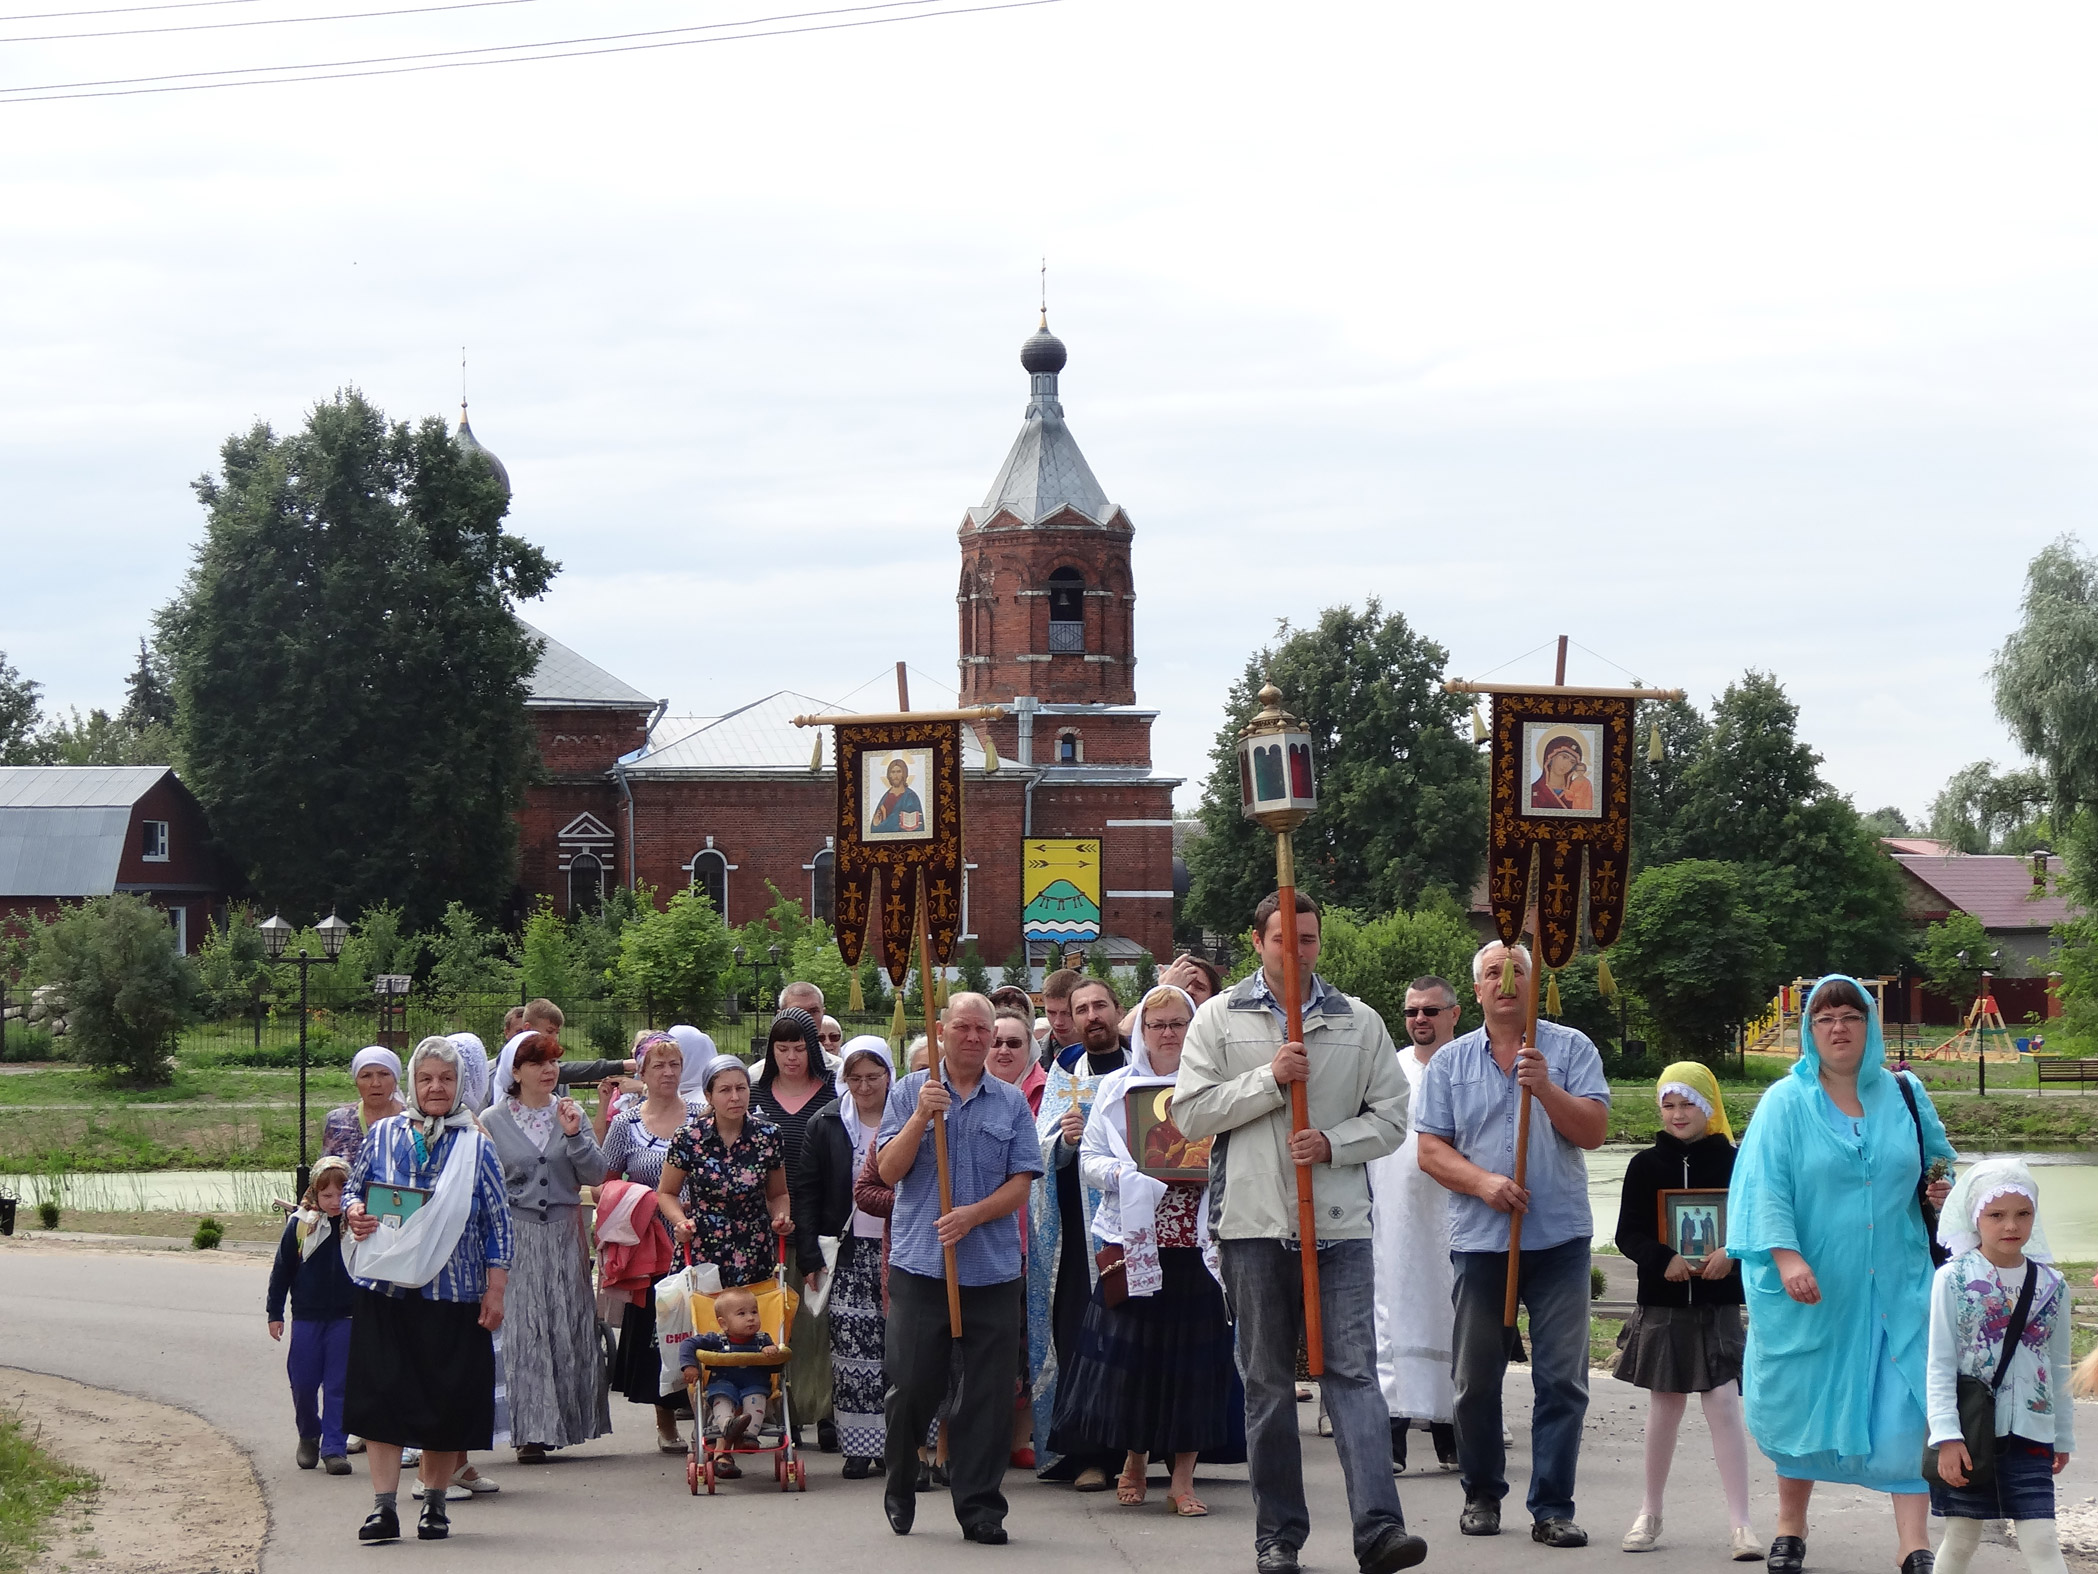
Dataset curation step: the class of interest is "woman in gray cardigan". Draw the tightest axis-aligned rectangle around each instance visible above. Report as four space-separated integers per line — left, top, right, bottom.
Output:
481 1032 612 1462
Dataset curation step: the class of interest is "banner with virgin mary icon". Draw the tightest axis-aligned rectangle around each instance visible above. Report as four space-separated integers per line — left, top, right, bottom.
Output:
833 720 965 983
1485 693 1635 969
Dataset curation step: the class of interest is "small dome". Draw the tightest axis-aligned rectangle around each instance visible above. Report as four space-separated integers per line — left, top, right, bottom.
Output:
1020 320 1067 377
455 403 510 499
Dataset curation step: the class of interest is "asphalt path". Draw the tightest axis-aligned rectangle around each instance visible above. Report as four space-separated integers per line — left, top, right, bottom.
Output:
6 1241 2092 1574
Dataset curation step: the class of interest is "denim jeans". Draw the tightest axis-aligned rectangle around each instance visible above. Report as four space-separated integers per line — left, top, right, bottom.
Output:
1222 1238 1405 1559
1450 1236 1591 1522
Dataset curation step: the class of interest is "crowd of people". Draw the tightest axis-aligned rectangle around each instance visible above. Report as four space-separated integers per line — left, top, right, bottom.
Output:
262 907 2085 1574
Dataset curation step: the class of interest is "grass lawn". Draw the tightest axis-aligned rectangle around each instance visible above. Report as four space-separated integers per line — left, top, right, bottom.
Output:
1606 1084 2098 1145
0 1065 355 1109
0 1106 313 1171
0 1406 95 1574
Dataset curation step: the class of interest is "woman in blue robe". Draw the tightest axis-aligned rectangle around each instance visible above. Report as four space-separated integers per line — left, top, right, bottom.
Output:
1728 975 1955 1574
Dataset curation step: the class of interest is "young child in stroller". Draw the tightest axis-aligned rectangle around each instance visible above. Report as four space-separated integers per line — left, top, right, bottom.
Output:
679 1287 778 1471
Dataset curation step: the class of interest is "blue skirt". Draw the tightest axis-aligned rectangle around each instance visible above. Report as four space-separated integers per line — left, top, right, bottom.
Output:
1931 1436 2060 1521
1768 1328 1928 1495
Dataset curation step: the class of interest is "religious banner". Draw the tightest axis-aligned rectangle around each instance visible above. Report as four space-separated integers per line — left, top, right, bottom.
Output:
1485 692 1635 969
1022 838 1101 947
833 720 965 982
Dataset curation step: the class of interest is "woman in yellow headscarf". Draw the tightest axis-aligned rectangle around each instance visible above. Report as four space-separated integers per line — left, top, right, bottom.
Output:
1612 1062 1757 1561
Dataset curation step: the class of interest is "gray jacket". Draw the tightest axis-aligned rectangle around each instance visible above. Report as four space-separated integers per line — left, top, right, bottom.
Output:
481 1100 607 1222
1172 973 1408 1243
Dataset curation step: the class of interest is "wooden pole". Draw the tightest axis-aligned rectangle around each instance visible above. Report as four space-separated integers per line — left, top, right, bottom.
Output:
1274 829 1325 1375
1503 850 1543 1330
918 869 964 1335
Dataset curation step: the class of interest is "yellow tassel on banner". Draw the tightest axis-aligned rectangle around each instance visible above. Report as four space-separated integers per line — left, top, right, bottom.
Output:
809 730 824 773
1595 953 1616 998
1499 951 1517 997
1471 704 1488 744
1545 970 1562 1018
935 973 950 1011
849 971 865 1013
889 993 906 1046
1648 722 1664 763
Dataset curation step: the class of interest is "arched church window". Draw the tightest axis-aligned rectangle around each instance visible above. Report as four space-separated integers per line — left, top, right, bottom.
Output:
1058 730 1081 764
810 847 835 925
568 853 604 915
1048 567 1085 653
692 848 729 918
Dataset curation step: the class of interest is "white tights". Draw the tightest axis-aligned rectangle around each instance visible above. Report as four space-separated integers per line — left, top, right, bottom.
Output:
1935 1517 2068 1574
1642 1383 1753 1530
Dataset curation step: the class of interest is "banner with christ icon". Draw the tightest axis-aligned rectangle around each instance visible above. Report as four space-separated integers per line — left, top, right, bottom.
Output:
1485 693 1635 969
833 720 965 982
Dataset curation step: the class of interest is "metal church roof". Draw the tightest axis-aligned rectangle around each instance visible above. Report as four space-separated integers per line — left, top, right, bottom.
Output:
0 765 174 897
629 692 988 775
967 319 1125 529
520 619 658 710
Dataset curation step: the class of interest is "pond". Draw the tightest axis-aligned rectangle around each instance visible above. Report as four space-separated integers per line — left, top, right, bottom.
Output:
1587 1144 2098 1260
0 1170 296 1213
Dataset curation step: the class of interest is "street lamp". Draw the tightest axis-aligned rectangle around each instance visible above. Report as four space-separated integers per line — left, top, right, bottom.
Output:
262 910 350 1194
1954 947 2003 1097
732 944 784 1055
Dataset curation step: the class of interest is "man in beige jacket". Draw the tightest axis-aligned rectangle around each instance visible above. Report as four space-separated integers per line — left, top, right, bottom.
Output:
1174 891 1425 1574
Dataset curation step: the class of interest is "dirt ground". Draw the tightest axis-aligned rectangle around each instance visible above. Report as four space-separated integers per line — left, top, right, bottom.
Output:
0 1368 264 1574
18 1212 287 1245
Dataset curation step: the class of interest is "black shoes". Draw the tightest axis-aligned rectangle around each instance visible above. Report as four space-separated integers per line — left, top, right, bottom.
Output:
417 1497 449 1541
1460 1498 1502 1537
931 1461 951 1488
297 1437 320 1470
1532 1520 1589 1548
818 1418 839 1453
322 1455 351 1476
843 1456 873 1479
916 1458 934 1492
1361 1524 1429 1574
1257 1542 1303 1574
1900 1552 1934 1574
962 1522 1009 1545
885 1488 916 1536
1430 1423 1458 1469
358 1507 400 1543
1769 1535 1807 1574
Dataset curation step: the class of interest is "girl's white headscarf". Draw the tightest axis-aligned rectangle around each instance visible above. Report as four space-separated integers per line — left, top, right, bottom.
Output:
1939 1156 2053 1262
668 1025 717 1101
833 1035 895 1099
405 1035 477 1144
447 1033 489 1110
294 1155 352 1261
1093 985 1210 1297
350 1045 402 1084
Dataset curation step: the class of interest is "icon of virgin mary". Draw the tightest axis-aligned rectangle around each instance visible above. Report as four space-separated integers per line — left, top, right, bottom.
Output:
1530 730 1594 813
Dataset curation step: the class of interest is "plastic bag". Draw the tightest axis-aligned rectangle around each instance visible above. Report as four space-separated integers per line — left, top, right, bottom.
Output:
654 1263 722 1397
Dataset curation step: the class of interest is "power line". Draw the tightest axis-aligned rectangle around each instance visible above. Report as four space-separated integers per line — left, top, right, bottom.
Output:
0 0 1047 98
7 0 550 46
0 0 266 24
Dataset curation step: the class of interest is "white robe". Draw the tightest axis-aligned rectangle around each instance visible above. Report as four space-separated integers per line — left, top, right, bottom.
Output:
1369 1045 1455 1422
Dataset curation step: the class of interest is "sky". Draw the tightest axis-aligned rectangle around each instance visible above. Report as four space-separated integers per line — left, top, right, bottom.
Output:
4 1 2097 825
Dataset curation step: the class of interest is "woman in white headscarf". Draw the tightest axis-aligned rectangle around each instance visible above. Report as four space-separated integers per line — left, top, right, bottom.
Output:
341 1036 513 1545
323 1047 405 1171
793 1035 894 1477
1047 985 1244 1515
667 1025 717 1103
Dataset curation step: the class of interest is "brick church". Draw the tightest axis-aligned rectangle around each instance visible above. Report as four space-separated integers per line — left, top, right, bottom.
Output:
504 316 1181 968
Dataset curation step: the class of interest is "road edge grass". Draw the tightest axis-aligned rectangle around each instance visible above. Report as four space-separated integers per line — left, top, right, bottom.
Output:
0 1403 97 1574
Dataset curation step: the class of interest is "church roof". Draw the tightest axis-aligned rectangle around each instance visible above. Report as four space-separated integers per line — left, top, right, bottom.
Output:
520 620 658 710
967 318 1125 529
629 691 988 775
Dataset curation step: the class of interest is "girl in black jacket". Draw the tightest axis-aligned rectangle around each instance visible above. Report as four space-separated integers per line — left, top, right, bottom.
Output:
1613 1063 1759 1561
266 1156 358 1474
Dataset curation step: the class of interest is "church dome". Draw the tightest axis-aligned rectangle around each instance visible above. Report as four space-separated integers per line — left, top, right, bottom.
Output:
1020 320 1067 377
455 402 511 499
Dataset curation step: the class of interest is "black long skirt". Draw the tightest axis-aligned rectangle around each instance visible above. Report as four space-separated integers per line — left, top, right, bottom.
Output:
343 1287 495 1453
615 1293 667 1406
1048 1248 1247 1463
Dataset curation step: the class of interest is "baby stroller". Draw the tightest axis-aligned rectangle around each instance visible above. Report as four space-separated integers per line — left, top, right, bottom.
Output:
685 1239 804 1494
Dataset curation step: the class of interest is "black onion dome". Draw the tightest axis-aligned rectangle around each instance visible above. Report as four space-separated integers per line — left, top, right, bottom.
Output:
1020 320 1067 377
456 403 511 499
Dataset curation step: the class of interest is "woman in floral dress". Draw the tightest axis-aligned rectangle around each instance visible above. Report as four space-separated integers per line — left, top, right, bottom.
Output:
657 1055 790 1289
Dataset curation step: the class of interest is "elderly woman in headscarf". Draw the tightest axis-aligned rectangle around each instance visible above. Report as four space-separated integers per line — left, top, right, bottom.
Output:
1728 976 1956 1574
1046 984 1244 1515
342 1036 513 1545
794 1035 894 1477
1612 1062 1756 1558
480 1029 610 1464
755 1008 840 1447
658 1053 790 1291
600 1030 704 1451
323 1047 405 1170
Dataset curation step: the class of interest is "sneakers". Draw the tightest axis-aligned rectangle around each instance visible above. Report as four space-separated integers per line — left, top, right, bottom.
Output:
1622 1514 1661 1552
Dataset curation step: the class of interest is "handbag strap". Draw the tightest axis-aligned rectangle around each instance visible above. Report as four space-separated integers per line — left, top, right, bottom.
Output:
1897 1071 1929 1172
1989 1261 2039 1393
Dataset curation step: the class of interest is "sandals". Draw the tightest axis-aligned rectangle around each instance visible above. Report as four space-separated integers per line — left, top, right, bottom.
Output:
1117 1469 1148 1507
1166 1492 1209 1517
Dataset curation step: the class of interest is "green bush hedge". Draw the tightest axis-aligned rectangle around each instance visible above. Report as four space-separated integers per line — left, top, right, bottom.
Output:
0 1025 59 1064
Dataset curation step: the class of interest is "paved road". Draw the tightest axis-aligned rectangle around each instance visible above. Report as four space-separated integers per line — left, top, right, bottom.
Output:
6 1240 2091 1574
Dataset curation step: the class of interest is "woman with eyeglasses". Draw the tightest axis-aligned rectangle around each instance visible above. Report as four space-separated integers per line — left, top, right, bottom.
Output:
1046 985 1244 1515
1728 975 1956 1574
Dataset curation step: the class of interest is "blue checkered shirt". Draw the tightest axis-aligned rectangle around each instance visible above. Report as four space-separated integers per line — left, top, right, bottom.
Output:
345 1117 514 1302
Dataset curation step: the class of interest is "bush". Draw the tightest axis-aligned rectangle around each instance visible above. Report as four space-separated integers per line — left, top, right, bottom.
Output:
1590 1265 1606 1301
192 907 270 1018
1133 950 1158 995
192 1216 224 1250
1315 899 1483 1037
36 1200 58 1230
1001 946 1030 989
30 894 196 1084
1 1024 58 1064
958 941 992 996
617 888 734 1025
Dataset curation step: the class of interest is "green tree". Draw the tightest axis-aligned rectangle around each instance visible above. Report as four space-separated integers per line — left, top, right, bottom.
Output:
1630 696 1711 872
1184 602 1486 936
1610 861 1783 1058
1000 946 1030 989
1545 951 1621 1056
32 895 197 1084
423 902 517 1000
158 389 557 929
855 949 893 1016
34 706 176 767
1994 536 2098 826
518 901 579 1006
1927 761 2050 854
1133 950 1158 996
120 638 174 730
1669 672 1909 979
1917 911 1993 1009
617 887 734 1026
958 941 992 996
1314 897 1483 1039
1861 806 1913 838
193 907 270 1019
1086 944 1115 981
0 650 42 765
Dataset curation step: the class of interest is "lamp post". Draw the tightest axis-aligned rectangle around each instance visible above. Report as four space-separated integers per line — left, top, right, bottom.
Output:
261 911 350 1194
732 944 784 1055
1954 947 2003 1097
1236 683 1323 1373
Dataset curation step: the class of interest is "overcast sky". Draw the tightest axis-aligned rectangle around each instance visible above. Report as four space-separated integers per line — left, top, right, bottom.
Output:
5 2 2096 825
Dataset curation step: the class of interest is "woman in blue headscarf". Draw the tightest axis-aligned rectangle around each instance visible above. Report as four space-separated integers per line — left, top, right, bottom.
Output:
1728 976 1956 1574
